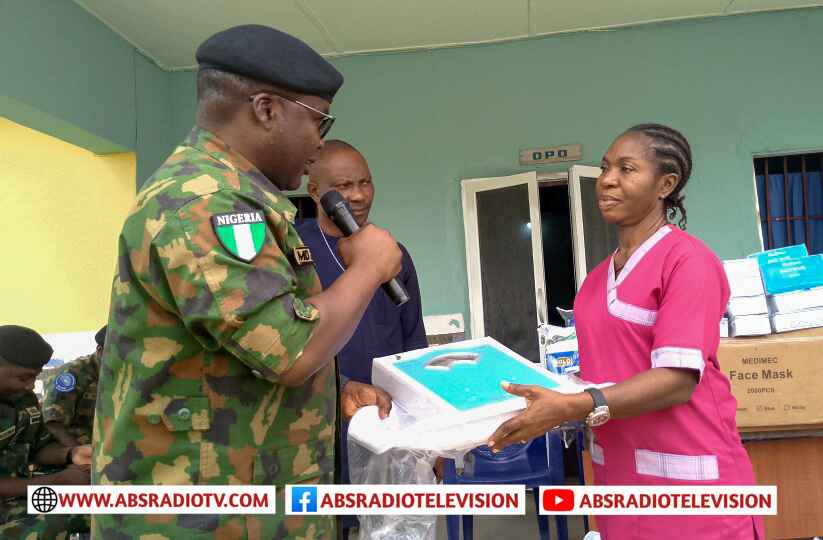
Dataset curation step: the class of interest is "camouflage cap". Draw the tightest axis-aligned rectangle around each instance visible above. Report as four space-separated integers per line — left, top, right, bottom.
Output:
0 325 53 369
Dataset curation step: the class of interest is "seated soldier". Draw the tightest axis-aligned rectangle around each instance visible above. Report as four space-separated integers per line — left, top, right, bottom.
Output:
0 325 91 539
42 326 106 446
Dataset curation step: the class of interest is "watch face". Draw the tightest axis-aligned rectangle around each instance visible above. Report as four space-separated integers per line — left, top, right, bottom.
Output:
587 407 610 427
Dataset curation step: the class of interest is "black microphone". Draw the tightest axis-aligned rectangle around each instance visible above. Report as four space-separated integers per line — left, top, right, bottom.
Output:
320 190 410 306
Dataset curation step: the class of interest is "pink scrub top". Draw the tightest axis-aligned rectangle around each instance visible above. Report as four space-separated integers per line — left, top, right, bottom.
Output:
575 225 764 540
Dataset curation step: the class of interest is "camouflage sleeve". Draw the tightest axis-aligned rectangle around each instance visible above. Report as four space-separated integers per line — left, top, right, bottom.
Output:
148 190 319 382
32 416 54 454
0 405 17 473
40 370 77 426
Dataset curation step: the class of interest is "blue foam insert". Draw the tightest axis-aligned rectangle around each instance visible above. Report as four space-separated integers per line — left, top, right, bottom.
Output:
394 344 560 411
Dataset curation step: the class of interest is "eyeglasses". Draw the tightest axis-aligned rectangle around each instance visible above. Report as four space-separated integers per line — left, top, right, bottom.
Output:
249 92 335 138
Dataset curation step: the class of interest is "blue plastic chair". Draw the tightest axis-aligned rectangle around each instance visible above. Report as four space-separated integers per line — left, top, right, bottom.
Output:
442 433 568 540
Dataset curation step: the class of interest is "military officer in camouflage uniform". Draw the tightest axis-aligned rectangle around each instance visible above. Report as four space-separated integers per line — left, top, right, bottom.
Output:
92 25 400 539
42 326 106 447
0 325 92 539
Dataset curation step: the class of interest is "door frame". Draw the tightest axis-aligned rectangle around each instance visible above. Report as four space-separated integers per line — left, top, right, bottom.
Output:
568 165 606 289
461 171 547 338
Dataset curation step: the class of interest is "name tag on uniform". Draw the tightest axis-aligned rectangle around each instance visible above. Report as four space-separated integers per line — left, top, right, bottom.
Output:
293 246 313 265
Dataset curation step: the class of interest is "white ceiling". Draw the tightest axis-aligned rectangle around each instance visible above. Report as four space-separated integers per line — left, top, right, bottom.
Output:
73 0 823 70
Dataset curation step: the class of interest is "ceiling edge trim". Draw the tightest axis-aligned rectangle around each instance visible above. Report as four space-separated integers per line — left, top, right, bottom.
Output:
294 0 341 54
74 3 823 72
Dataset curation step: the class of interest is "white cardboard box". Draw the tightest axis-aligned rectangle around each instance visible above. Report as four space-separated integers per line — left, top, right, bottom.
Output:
730 314 772 337
720 318 729 338
726 295 769 317
723 259 765 298
372 337 576 419
770 307 823 333
354 337 590 454
768 287 823 314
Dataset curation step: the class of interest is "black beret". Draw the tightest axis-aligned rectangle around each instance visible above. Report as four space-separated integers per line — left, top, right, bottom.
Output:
0 325 53 370
95 326 108 348
196 24 343 101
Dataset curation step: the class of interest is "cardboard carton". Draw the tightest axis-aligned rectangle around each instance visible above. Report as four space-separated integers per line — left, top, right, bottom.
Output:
718 328 823 428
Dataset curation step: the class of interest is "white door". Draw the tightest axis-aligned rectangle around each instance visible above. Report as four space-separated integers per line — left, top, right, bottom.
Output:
568 165 619 288
462 172 547 361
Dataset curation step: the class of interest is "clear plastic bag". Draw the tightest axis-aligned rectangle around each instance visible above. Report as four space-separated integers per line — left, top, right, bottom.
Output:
348 438 439 540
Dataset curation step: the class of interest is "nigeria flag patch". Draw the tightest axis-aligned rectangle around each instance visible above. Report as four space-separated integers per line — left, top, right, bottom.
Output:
212 211 267 262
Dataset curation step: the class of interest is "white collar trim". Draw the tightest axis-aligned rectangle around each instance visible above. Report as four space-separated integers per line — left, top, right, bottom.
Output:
608 225 673 291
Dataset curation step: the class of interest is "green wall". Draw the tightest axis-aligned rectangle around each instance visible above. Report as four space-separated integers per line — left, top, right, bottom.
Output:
5 2 823 330
177 9 823 325
324 9 823 325
0 0 175 182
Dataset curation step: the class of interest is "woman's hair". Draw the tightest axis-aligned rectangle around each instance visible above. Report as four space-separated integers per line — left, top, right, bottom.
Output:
625 123 692 228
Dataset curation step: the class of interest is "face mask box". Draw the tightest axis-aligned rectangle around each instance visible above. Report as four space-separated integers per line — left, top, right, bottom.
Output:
760 255 823 295
723 259 765 298
720 318 729 338
747 244 809 267
770 307 823 333
729 314 772 337
718 327 823 429
727 295 769 318
768 287 823 315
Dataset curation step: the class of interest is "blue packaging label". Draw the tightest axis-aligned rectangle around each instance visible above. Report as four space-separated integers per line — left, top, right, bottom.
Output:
761 254 823 294
545 351 580 375
748 244 809 267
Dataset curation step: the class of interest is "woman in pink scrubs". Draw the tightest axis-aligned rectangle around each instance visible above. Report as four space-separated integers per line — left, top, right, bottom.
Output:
488 124 763 539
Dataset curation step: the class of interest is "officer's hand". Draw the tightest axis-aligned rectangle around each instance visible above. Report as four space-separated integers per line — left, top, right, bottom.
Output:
70 445 92 466
338 224 402 284
54 466 91 485
341 381 392 421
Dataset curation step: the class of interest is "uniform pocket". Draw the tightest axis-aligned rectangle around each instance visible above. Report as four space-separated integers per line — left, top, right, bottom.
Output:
635 448 719 481
158 397 211 432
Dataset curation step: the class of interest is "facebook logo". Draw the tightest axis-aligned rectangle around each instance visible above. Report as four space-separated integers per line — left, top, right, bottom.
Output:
291 486 318 513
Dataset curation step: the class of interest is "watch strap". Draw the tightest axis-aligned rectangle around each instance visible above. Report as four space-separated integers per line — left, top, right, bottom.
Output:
584 387 607 410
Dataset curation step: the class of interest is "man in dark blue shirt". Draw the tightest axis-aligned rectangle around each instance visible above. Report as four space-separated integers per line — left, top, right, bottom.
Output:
297 140 428 533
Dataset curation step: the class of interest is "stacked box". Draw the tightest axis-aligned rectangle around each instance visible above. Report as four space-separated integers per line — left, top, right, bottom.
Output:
723 258 766 298
747 244 808 267
759 254 823 295
722 258 769 336
719 318 729 338
745 245 823 333
768 287 823 314
729 314 772 337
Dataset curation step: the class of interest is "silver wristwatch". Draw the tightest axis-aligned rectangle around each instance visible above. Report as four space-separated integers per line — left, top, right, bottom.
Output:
583 387 610 427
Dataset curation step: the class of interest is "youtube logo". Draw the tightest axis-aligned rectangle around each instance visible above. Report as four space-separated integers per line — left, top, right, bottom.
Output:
541 488 575 512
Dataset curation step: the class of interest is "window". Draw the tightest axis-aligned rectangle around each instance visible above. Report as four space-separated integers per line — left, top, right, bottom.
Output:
754 153 823 254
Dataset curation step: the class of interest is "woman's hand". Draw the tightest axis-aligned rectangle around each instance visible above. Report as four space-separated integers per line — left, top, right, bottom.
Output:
487 382 590 452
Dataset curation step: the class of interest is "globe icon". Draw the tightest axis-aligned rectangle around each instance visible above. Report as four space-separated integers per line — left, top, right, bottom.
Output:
32 486 58 513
